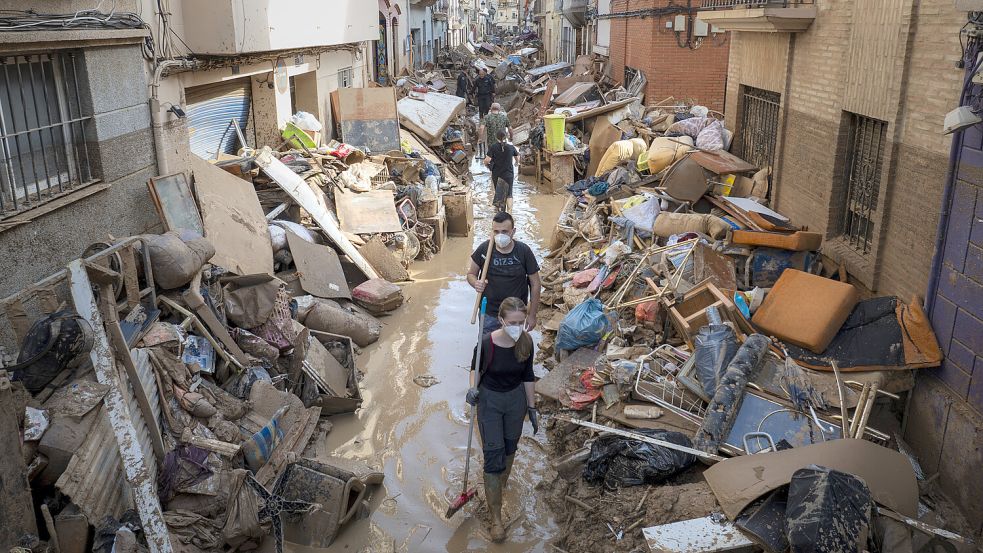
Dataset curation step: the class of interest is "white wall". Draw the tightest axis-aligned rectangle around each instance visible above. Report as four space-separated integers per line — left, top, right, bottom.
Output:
177 0 376 55
594 0 610 55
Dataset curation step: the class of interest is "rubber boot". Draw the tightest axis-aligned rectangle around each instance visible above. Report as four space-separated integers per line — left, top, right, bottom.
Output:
501 454 516 487
484 472 506 542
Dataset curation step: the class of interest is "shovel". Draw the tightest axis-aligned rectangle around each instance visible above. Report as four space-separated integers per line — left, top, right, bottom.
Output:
445 297 488 519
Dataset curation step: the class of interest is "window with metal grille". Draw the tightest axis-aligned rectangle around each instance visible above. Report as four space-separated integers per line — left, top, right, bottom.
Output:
338 66 353 88
735 85 780 171
0 52 94 219
839 113 887 254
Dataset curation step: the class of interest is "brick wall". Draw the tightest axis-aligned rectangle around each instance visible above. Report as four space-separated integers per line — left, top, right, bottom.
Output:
608 0 730 111
722 0 982 528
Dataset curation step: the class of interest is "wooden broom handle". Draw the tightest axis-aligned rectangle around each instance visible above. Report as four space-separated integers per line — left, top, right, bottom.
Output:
471 237 494 324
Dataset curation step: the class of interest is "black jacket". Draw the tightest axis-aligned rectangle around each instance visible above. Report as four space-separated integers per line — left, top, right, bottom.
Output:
475 74 495 96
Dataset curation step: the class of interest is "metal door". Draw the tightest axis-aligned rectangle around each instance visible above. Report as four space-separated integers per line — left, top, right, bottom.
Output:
186 78 252 159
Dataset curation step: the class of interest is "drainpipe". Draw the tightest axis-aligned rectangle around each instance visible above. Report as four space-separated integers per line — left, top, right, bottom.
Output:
149 59 200 176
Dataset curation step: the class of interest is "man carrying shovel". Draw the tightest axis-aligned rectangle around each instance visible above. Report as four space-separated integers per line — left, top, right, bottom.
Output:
466 211 542 335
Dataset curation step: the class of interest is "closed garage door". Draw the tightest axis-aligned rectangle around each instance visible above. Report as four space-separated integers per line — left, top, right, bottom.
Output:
186 79 252 159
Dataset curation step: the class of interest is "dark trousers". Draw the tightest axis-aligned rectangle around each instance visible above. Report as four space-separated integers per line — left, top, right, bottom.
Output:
477 94 493 118
492 175 513 210
477 384 526 473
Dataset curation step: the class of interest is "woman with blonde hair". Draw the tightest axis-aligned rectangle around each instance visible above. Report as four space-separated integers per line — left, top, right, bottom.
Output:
465 296 540 542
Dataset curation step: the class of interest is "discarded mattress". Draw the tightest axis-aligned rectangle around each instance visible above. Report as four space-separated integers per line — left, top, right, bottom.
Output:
752 269 860 354
784 296 943 372
396 92 466 144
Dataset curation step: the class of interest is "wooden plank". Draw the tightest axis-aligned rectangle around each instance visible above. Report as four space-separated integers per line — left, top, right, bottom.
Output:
285 231 352 299
192 155 274 276
334 189 402 234
68 260 173 553
563 97 639 122
689 150 757 175
146 172 203 235
255 149 379 280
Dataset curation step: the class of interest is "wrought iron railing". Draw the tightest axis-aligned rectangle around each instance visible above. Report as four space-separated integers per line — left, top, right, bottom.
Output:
700 0 814 9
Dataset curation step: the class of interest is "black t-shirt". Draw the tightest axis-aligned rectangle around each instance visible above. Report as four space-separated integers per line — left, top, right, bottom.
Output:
488 142 518 180
471 239 540 317
471 338 535 392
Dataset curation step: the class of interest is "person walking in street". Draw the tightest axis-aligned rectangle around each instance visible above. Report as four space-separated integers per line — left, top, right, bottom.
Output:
478 102 512 148
455 69 472 104
484 129 519 213
465 296 540 543
475 67 495 119
467 211 541 334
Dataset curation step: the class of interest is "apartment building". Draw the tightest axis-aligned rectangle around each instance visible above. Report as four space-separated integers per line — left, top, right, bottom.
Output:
701 0 982 525
0 0 376 301
607 0 730 111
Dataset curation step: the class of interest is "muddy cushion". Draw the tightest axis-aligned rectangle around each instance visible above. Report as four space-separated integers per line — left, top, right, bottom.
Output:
752 269 860 354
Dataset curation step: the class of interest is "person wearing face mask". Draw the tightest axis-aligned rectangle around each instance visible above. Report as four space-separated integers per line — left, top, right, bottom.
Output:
465 297 539 543
467 211 542 334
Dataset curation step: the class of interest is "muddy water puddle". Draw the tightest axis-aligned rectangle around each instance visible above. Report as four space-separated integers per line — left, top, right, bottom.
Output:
307 164 566 553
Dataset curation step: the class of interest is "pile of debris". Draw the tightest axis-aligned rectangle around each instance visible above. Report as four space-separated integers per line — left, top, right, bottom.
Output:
527 87 975 551
0 87 474 552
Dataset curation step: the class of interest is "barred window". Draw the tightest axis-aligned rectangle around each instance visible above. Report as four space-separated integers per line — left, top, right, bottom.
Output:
0 52 95 219
840 113 887 254
338 66 353 88
735 85 780 171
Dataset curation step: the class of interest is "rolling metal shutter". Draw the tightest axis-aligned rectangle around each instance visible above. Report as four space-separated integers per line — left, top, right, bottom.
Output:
186 78 252 159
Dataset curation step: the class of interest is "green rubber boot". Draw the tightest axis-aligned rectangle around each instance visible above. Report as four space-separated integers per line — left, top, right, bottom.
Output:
484 472 506 542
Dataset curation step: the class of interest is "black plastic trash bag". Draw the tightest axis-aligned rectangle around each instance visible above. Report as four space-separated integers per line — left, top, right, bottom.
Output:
786 465 874 553
692 321 740 398
583 429 697 489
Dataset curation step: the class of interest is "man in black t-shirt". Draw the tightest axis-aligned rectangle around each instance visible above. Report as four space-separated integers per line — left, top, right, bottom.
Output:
467 212 542 334
484 130 520 213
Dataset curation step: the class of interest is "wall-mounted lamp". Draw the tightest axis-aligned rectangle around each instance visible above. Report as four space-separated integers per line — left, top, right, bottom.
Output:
166 104 186 118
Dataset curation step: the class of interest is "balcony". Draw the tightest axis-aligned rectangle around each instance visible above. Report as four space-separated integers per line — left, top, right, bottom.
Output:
561 0 587 26
180 0 378 55
697 0 816 33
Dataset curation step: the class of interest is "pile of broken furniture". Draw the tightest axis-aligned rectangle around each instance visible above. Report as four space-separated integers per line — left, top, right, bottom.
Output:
0 85 479 552
530 95 970 552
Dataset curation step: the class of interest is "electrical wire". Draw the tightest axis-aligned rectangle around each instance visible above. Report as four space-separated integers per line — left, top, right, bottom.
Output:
0 8 146 30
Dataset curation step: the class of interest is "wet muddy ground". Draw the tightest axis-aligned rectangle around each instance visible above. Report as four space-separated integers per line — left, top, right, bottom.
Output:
309 163 567 553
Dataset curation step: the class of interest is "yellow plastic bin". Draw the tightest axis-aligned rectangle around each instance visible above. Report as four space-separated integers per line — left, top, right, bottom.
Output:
544 113 567 152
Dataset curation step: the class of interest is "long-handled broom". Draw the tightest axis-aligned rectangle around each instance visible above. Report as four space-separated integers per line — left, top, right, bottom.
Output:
445 297 488 518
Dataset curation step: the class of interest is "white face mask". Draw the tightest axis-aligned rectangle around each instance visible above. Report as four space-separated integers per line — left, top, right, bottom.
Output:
503 324 523 341
494 233 512 249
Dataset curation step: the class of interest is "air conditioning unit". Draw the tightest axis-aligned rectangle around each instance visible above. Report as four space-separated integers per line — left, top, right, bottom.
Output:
955 0 983 9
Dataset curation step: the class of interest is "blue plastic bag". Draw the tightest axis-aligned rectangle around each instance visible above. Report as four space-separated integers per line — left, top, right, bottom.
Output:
557 298 611 351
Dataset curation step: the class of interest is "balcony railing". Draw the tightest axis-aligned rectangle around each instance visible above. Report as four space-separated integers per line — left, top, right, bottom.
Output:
700 0 813 8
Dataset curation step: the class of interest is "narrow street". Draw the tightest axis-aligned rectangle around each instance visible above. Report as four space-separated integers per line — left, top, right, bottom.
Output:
315 165 566 553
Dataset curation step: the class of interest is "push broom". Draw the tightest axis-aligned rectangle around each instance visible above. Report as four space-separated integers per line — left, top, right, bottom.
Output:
445 295 489 518
444 238 494 518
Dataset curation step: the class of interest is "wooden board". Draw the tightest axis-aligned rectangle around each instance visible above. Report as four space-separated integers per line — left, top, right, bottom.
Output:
285 231 351 299
255 149 378 280
357 235 410 282
191 155 273 275
147 172 203 235
689 149 757 175
334 189 402 234
331 88 400 154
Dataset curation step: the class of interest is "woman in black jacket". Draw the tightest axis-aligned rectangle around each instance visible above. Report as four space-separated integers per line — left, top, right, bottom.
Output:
466 296 539 542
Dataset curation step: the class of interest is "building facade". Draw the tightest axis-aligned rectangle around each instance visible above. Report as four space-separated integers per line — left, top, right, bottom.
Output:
702 0 982 526
607 0 729 111
0 0 377 304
